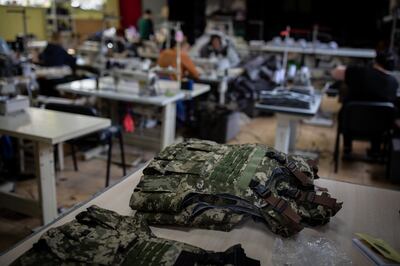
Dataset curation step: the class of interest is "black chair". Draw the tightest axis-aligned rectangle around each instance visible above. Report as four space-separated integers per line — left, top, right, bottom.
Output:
45 103 126 187
334 101 396 172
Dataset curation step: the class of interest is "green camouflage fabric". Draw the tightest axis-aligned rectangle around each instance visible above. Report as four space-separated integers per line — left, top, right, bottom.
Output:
11 205 259 266
130 139 342 237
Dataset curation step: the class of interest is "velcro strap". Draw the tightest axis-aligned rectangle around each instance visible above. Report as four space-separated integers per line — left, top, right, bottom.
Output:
237 147 266 190
264 195 302 224
306 159 319 170
286 161 313 186
313 194 337 208
314 185 328 192
307 159 320 179
249 180 302 226
266 151 315 186
298 192 337 209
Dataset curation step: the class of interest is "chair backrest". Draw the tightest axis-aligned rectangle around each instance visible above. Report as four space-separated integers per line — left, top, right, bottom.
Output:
45 103 98 117
342 101 396 139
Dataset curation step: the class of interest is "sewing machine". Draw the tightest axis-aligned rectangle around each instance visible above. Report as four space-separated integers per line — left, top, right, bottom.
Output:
0 80 29 115
111 69 159 96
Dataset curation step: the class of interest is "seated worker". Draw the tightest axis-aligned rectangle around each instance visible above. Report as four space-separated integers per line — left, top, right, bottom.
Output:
112 28 138 57
37 32 76 96
199 34 240 70
157 39 200 80
331 50 398 103
39 32 76 69
331 50 399 156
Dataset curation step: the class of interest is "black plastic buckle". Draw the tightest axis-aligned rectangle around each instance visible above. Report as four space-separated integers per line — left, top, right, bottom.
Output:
286 161 297 171
265 151 275 158
276 154 287 165
250 180 271 198
285 188 300 199
266 151 286 164
256 184 271 198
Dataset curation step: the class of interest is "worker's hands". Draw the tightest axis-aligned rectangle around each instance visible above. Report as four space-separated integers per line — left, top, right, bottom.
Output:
331 65 346 81
196 66 205 75
30 50 40 64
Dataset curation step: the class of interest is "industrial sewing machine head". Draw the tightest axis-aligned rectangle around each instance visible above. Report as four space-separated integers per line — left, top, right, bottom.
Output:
0 49 36 115
0 79 17 97
0 79 30 115
112 69 159 96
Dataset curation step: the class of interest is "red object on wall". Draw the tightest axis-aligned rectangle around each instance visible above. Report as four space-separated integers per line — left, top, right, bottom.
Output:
119 0 142 29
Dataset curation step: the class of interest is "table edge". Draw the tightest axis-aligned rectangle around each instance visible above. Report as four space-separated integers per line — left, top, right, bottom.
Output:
0 167 144 260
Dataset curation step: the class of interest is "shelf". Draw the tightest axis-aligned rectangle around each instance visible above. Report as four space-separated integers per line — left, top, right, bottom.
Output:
46 15 72 20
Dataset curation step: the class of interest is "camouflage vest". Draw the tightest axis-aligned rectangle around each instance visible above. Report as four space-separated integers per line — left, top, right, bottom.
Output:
12 206 259 266
130 140 342 237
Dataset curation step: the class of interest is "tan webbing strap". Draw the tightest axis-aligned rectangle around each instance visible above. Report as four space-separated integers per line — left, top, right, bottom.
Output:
314 195 337 208
306 159 319 169
314 185 329 192
249 180 303 231
307 159 319 176
264 194 302 225
265 151 314 185
299 192 337 209
286 161 313 186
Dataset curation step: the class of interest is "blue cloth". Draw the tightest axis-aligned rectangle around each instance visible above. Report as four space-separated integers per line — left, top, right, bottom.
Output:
0 136 13 160
176 100 186 123
0 37 11 55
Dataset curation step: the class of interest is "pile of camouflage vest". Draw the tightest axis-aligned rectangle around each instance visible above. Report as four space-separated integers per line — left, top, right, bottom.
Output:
12 206 259 266
130 139 342 237
12 140 342 265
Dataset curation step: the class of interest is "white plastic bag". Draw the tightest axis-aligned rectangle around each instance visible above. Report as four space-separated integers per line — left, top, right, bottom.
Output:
271 233 352 266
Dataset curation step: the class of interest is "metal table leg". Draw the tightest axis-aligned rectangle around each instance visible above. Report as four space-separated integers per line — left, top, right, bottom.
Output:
275 114 291 153
57 143 64 170
288 120 298 152
160 102 177 150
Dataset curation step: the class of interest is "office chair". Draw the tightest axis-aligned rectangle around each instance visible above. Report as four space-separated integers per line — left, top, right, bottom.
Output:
45 103 126 187
333 101 396 173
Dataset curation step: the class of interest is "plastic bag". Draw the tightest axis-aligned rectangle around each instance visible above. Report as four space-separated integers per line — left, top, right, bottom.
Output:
271 233 352 266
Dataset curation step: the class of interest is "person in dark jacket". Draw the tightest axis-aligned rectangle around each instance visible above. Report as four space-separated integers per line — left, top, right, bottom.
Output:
331 50 399 156
331 51 398 103
39 32 76 69
38 32 76 96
